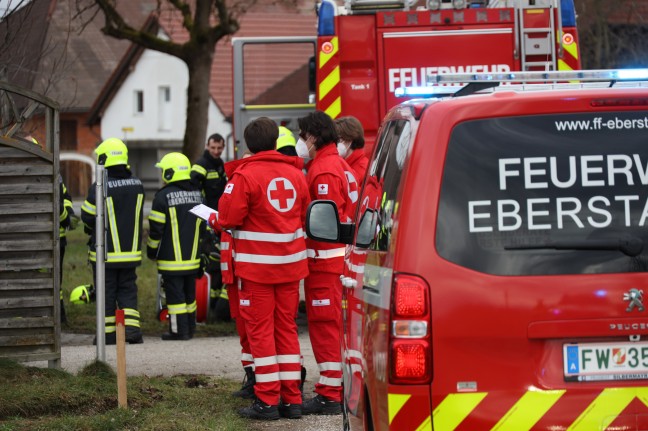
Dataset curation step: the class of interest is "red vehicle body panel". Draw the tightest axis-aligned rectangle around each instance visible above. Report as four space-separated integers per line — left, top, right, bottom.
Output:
342 87 648 430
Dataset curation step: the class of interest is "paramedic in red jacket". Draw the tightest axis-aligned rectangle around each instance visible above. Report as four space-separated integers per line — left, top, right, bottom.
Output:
297 111 356 415
215 117 310 421
335 115 369 183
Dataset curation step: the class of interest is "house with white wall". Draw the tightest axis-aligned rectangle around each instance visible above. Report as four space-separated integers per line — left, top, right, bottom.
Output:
89 30 229 194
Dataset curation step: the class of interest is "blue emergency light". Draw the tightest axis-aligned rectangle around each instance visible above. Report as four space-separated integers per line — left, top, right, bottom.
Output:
560 0 576 27
318 0 336 36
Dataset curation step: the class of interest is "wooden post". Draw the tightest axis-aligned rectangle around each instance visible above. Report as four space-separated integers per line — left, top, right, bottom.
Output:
115 309 127 409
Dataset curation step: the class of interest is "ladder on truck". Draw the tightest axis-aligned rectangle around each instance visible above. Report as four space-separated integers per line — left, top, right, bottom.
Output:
343 0 563 71
515 0 560 71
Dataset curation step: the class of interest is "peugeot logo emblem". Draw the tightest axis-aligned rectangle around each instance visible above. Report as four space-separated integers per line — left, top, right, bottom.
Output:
624 288 645 312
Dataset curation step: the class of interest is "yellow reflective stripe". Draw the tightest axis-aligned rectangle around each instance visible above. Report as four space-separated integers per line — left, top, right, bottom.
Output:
132 193 143 252
191 219 202 260
563 39 579 60
149 210 166 224
192 164 206 176
319 65 340 102
124 319 140 327
206 172 220 179
558 59 574 72
106 252 141 263
415 417 432 431
389 394 411 425
319 36 338 69
82 200 96 215
219 289 228 300
64 199 73 208
106 197 121 253
123 308 140 318
60 207 68 219
325 96 341 119
170 207 181 260
432 393 487 431
147 237 160 248
567 387 647 431
105 316 116 324
187 301 197 313
105 327 116 334
492 390 564 431
167 303 187 314
157 260 201 271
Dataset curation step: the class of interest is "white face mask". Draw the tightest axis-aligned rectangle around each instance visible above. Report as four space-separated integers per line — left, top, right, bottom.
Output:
296 138 311 159
337 141 351 158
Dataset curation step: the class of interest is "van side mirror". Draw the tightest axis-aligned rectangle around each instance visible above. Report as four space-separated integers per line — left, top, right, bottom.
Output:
355 208 378 248
306 200 355 244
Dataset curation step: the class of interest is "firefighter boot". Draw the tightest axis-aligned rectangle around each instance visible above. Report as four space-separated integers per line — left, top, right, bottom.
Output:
238 398 280 420
161 313 190 341
302 394 342 415
232 367 256 399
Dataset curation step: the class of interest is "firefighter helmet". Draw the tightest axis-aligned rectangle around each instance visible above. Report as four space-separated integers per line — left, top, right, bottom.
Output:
95 138 128 167
70 284 95 304
155 152 191 183
276 126 296 150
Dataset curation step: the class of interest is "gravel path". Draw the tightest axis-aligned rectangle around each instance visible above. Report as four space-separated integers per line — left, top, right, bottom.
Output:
27 329 344 431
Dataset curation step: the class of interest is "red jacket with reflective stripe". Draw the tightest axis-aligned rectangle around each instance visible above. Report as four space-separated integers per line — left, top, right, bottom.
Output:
306 144 357 274
217 151 310 284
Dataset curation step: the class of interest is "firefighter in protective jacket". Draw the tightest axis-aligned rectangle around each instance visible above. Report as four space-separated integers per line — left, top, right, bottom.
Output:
81 138 145 344
148 152 205 340
211 117 310 420
191 133 228 316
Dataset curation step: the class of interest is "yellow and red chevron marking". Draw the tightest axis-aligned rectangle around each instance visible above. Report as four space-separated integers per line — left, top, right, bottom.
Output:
317 36 341 119
558 29 581 71
387 386 648 430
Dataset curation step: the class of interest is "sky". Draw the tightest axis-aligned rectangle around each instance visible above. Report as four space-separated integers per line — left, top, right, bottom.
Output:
0 0 26 17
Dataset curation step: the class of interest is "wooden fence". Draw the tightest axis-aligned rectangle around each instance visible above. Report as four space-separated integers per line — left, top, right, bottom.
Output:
0 82 61 367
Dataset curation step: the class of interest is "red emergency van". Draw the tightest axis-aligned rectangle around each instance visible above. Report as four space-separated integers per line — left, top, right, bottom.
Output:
307 69 648 430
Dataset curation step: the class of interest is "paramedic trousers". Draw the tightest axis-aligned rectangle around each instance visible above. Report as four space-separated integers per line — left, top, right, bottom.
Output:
227 284 253 370
163 274 197 337
238 279 302 406
305 271 343 402
98 266 141 339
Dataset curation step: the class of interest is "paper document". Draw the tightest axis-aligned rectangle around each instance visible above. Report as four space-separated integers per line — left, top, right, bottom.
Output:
190 204 218 222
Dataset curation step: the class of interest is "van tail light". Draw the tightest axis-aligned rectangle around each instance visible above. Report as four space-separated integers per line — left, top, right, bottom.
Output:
389 274 432 384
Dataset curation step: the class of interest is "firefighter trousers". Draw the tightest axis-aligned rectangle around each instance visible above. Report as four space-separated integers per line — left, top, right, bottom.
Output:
227 284 253 370
98 266 141 339
238 278 302 406
163 274 196 337
305 271 343 402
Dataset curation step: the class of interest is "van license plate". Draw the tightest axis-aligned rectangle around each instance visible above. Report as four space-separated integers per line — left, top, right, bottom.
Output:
564 342 648 382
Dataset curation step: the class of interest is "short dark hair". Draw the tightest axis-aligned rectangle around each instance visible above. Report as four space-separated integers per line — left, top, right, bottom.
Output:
207 133 224 145
297 111 338 150
244 117 279 154
335 116 365 150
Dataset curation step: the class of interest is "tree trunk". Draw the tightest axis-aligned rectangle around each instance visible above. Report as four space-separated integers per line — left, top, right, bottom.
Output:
183 47 214 163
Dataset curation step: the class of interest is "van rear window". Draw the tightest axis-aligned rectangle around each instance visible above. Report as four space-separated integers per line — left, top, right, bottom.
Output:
436 111 648 276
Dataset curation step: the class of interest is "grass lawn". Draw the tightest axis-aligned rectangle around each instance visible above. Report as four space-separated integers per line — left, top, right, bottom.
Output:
0 359 250 431
62 227 236 337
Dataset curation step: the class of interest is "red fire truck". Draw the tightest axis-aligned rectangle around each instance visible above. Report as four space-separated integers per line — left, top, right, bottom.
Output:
232 0 581 157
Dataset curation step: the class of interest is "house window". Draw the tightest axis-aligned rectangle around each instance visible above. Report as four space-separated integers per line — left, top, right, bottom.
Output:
158 86 172 131
134 90 144 114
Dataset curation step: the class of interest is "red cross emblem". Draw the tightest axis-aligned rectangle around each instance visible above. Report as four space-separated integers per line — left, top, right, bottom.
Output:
345 171 358 203
267 178 296 212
